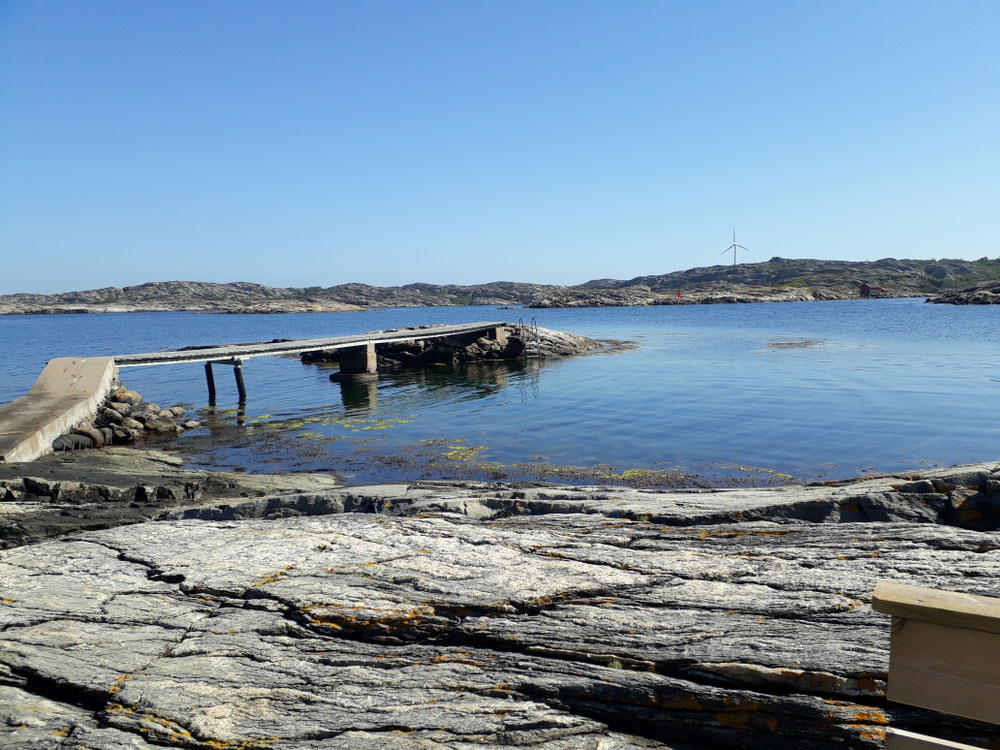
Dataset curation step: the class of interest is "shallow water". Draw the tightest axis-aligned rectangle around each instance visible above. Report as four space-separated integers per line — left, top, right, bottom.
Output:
1 299 998 485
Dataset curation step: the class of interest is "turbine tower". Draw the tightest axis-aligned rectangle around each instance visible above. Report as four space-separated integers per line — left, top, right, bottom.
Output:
721 228 750 266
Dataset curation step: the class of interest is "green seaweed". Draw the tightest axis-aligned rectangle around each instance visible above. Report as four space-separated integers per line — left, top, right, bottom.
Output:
442 444 487 461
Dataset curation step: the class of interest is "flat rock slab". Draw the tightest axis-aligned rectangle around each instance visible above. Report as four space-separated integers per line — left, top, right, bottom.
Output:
3 473 1000 749
0 448 341 548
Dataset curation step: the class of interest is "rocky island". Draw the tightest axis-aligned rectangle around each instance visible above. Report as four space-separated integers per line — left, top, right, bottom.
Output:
4 256 1000 314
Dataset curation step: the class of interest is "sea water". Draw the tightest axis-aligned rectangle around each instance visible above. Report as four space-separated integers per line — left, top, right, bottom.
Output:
1 299 997 485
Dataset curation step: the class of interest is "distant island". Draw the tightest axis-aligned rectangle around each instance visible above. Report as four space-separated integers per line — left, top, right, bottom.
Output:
3 256 1000 314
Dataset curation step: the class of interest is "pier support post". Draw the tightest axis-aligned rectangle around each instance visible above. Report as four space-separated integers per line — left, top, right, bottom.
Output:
204 363 216 402
338 342 377 376
486 326 508 345
233 359 247 402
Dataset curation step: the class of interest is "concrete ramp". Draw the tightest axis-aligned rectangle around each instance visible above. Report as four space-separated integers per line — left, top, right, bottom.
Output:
0 357 118 463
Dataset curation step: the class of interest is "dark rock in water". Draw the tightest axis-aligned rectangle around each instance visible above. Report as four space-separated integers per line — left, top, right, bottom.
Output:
51 433 93 451
144 415 179 434
130 403 160 424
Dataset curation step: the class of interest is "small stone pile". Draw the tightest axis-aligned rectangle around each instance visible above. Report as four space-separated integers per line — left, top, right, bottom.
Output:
51 383 201 452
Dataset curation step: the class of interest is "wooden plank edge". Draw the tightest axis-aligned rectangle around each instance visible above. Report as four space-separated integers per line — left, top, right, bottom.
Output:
886 727 987 749
872 580 1000 636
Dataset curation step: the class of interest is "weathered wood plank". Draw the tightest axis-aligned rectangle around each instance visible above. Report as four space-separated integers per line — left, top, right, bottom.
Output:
873 581 1000 635
886 617 1000 725
886 727 987 750
114 322 507 367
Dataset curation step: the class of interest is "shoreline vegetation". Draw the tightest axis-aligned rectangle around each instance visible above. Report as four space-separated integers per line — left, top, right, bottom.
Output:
4 256 1000 314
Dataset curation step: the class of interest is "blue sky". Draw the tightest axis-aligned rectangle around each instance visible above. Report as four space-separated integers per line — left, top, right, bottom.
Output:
1 1 997 294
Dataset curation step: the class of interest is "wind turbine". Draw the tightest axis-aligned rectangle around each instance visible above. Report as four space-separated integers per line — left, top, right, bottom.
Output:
721 228 750 266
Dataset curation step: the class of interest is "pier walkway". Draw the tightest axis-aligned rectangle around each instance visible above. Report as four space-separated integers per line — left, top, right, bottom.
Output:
0 322 507 463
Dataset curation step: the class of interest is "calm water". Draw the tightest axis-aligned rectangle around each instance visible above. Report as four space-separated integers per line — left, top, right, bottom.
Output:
1 300 998 486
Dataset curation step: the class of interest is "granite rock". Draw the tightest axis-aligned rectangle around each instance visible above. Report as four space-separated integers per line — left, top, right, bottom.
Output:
2 464 1000 748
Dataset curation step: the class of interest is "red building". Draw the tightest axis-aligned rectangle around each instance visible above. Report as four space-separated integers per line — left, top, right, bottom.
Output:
859 282 889 298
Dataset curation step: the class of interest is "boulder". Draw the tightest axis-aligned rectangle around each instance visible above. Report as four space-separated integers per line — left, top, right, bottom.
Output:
52 433 93 451
168 406 187 418
72 424 104 448
121 417 144 430
100 407 124 426
181 420 201 429
111 426 135 445
144 415 181 434
114 389 143 405
107 401 132 417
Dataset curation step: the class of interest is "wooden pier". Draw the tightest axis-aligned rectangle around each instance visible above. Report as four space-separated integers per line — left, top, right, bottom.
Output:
115 322 507 402
0 322 507 463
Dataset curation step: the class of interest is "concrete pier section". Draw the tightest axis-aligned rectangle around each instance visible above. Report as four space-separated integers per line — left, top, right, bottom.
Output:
0 357 118 463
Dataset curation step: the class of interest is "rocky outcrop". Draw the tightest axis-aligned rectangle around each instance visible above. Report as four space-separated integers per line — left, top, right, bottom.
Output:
927 279 1000 304
302 324 618 367
0 448 341 549
5 257 1000 314
1 461 1000 748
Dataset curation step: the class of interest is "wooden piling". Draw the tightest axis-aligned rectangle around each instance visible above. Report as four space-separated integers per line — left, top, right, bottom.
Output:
233 360 247 402
204 363 216 402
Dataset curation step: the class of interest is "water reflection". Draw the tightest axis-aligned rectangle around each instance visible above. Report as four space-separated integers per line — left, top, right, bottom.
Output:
202 402 247 426
336 376 379 411
324 357 551 413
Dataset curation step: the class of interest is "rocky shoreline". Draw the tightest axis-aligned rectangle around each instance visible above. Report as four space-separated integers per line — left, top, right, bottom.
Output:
2 451 1000 748
5 257 1000 314
927 279 1000 304
49 383 201 453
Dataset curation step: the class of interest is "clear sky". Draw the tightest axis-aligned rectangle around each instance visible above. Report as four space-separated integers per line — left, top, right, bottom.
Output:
1 1 997 294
